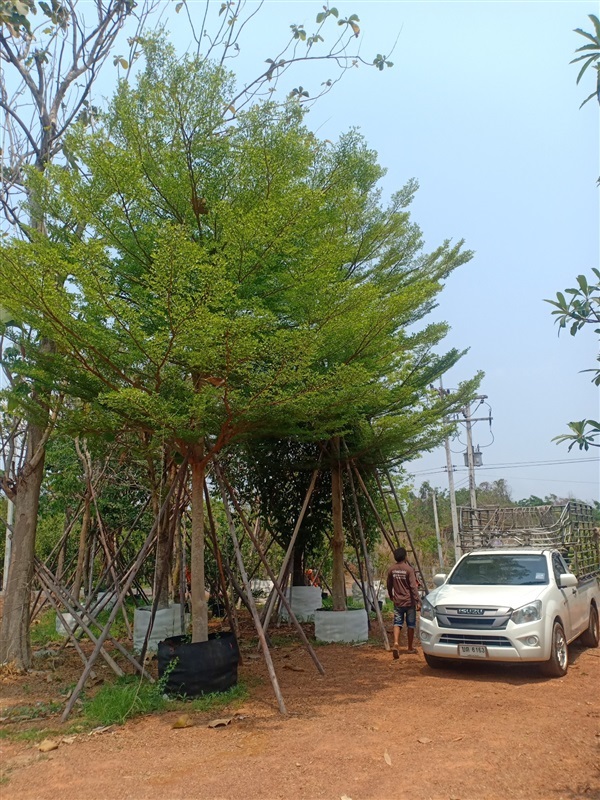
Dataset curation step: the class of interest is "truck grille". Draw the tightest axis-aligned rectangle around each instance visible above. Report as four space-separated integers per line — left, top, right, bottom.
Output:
439 634 513 647
435 606 511 630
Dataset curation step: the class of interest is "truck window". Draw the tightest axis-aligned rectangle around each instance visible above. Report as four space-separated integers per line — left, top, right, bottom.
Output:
449 554 549 586
551 552 570 584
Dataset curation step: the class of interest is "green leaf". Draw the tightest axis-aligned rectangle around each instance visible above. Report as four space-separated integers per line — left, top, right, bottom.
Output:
330 7 339 18
175 2 183 12
573 28 599 44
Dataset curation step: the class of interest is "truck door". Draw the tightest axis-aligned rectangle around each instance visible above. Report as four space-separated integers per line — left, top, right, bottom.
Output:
552 552 586 639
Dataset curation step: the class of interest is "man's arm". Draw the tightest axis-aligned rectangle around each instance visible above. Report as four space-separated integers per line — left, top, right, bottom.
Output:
408 566 420 606
387 570 394 602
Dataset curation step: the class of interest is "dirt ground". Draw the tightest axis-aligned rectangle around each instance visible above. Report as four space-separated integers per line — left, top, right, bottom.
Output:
1 618 599 800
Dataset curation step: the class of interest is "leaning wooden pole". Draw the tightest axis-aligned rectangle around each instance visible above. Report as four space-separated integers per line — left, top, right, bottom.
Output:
262 468 319 632
204 482 240 647
345 460 390 650
379 466 429 593
61 459 189 722
213 465 287 715
218 470 325 677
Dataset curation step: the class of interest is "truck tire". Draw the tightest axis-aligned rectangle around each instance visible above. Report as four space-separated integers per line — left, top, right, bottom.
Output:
424 652 449 669
579 604 599 648
541 621 568 678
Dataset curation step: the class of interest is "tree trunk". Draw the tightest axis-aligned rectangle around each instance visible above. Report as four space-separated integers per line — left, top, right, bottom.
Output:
190 450 208 642
292 547 305 587
72 494 91 602
153 515 172 610
0 423 46 669
150 455 172 610
330 437 346 611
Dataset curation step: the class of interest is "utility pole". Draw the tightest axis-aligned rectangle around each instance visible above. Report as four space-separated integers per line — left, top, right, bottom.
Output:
432 491 444 570
443 434 461 562
464 401 478 511
437 379 461 562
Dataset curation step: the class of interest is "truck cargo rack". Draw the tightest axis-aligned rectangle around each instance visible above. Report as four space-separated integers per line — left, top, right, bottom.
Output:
458 502 600 580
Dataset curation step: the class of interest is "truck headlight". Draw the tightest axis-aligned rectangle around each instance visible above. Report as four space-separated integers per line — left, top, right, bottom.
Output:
511 600 542 625
420 598 435 621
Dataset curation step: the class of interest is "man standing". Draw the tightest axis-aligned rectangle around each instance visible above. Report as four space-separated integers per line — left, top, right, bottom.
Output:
386 547 421 659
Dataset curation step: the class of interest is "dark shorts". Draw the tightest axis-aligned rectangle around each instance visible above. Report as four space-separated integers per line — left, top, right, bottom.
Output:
393 605 416 629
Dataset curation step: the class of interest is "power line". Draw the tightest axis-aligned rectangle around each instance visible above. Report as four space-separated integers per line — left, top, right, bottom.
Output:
412 457 599 476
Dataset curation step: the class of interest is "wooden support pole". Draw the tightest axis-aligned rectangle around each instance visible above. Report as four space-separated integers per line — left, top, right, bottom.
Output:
213 464 287 715
37 558 153 681
379 465 429 594
345 459 390 650
371 469 402 550
261 468 319 632
204 482 239 647
36 562 124 677
61 459 188 722
218 468 325 677
351 466 397 554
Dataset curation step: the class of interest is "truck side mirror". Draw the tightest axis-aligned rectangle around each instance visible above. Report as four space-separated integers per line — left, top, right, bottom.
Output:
433 573 447 587
558 573 578 589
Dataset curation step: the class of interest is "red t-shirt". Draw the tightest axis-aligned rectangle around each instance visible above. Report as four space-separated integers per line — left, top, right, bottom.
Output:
386 561 420 607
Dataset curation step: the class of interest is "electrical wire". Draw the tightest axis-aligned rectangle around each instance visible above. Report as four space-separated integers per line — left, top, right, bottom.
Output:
412 457 598 476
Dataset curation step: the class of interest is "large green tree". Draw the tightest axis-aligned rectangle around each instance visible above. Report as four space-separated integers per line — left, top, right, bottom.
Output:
0 2 393 664
1 39 476 635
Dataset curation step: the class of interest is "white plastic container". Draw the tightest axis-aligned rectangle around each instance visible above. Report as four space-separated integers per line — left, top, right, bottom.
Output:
279 585 322 622
314 608 369 643
55 612 81 637
91 590 117 614
133 604 186 653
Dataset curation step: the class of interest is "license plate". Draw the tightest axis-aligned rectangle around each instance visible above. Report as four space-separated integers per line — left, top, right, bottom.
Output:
458 644 488 658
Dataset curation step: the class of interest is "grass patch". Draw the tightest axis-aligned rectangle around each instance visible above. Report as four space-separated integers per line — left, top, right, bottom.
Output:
30 610 60 646
186 682 247 713
82 675 167 726
1 700 63 721
82 676 248 727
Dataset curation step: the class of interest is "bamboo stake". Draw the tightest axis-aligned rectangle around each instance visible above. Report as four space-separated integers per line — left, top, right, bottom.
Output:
140 474 187 666
345 460 390 650
351 466 397 554
36 558 153 680
261 468 319 631
217 469 325 676
35 574 91 671
213 465 287 715
379 465 429 593
61 459 188 722
204 482 238 646
371 469 402 549
36 562 124 677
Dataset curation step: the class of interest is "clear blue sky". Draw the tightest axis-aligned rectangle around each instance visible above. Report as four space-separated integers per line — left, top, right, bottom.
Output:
205 0 599 504
117 1 600 503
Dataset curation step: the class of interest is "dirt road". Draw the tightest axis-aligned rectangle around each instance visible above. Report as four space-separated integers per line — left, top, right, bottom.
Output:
1 633 599 800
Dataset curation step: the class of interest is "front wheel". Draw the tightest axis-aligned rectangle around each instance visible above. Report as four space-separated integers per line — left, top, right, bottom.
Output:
579 604 599 648
541 621 568 677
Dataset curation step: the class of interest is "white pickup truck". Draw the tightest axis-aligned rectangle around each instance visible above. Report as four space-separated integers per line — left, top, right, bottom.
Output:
419 548 600 676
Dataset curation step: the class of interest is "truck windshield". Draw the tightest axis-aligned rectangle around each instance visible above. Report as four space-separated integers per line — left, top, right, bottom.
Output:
449 554 549 586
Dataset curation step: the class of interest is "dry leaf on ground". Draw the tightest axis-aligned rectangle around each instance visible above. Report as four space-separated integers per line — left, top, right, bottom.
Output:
88 725 113 736
384 750 392 766
38 739 59 753
207 717 233 728
417 736 432 744
172 715 193 729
